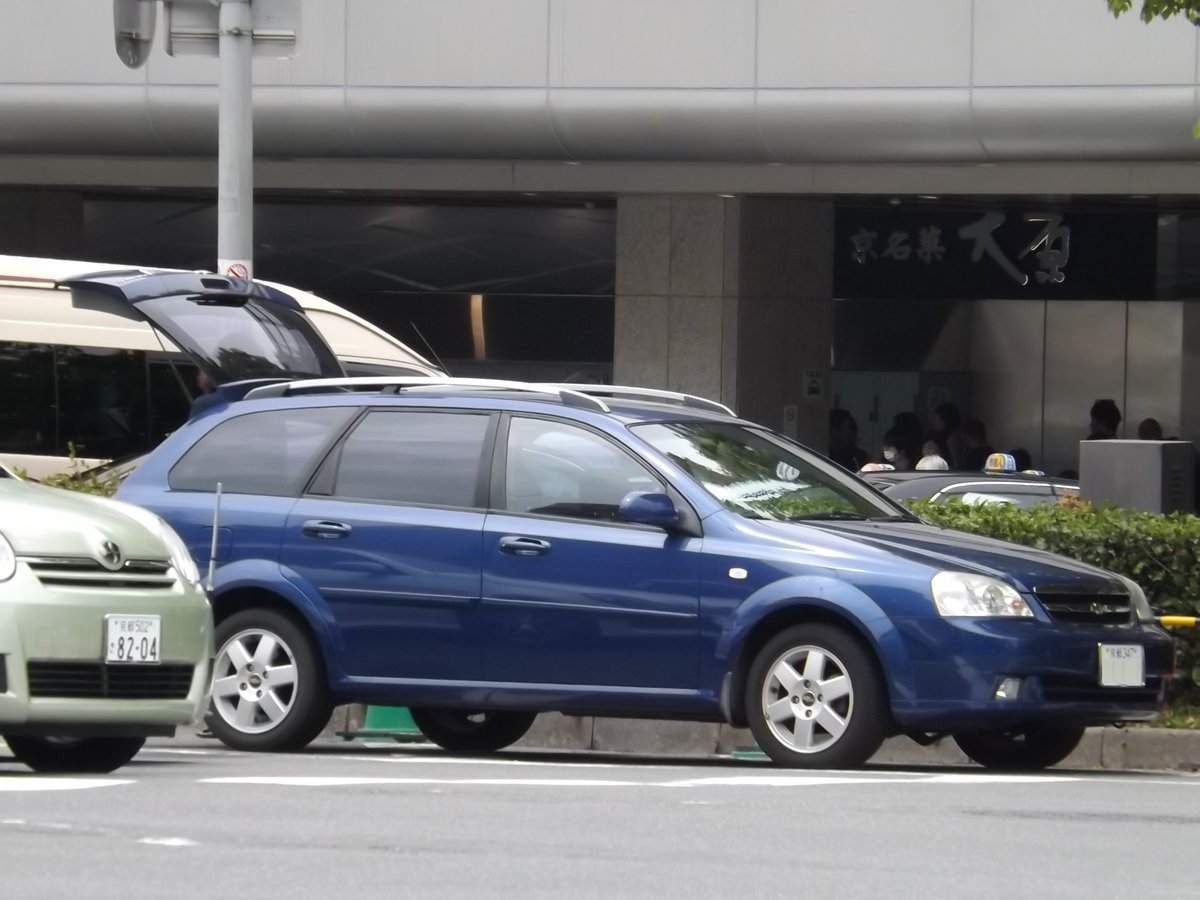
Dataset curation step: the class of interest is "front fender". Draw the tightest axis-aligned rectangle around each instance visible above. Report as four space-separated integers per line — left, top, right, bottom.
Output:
715 575 917 712
211 558 345 682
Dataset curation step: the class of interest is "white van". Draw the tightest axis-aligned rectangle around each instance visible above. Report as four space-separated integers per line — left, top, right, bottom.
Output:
0 255 443 479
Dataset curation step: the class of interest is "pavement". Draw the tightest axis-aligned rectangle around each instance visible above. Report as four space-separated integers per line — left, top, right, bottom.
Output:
312 706 1200 773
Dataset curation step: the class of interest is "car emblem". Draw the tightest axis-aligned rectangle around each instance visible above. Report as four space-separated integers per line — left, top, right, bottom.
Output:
99 540 123 571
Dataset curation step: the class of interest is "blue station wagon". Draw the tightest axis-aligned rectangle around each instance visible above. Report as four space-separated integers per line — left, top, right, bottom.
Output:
81 270 1176 771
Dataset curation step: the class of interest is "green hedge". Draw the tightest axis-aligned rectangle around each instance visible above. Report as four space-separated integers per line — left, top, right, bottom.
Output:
910 499 1200 692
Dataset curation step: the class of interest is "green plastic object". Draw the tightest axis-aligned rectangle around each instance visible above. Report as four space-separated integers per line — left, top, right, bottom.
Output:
340 706 425 743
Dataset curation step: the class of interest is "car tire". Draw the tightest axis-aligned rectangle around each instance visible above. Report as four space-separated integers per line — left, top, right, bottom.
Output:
3 736 146 773
952 725 1086 771
745 623 889 769
409 709 537 754
207 608 332 752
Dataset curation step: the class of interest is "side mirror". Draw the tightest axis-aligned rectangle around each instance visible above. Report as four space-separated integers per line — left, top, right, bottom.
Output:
618 491 681 529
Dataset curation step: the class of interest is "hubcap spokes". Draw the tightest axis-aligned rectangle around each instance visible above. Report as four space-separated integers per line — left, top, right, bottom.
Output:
212 629 298 734
762 645 854 754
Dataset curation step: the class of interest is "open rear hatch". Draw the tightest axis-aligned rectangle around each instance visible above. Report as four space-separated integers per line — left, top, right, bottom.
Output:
59 268 344 387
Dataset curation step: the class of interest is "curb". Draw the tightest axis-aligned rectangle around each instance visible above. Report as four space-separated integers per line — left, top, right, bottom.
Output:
326 706 1200 772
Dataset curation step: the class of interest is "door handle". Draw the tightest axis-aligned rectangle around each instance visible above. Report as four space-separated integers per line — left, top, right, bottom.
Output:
301 520 353 539
498 536 551 557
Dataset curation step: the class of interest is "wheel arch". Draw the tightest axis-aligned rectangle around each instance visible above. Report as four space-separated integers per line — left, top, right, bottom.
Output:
209 562 343 688
719 580 913 730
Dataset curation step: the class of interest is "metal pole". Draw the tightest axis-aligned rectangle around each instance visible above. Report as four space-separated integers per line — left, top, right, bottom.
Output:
217 0 254 281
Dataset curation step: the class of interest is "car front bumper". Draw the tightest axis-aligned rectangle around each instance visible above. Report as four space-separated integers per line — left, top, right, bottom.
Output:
0 566 213 737
888 616 1176 731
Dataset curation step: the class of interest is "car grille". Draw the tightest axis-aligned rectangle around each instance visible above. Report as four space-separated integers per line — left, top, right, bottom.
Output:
23 557 176 591
25 662 195 699
1032 586 1133 626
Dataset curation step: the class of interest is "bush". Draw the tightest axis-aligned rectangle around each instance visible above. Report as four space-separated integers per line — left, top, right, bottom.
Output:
910 498 1200 694
17 445 119 497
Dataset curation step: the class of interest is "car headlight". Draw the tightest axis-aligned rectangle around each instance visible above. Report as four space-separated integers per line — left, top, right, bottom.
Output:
930 572 1034 618
0 532 15 583
1117 574 1156 623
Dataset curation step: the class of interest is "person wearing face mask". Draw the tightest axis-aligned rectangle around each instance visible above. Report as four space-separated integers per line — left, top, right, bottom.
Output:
880 428 916 471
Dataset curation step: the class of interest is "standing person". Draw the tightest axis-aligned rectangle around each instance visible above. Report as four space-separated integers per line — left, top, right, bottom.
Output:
931 402 966 469
1137 417 1163 440
916 435 949 470
189 370 224 420
890 411 923 458
1087 399 1122 440
828 408 871 472
959 418 994 471
880 428 916 471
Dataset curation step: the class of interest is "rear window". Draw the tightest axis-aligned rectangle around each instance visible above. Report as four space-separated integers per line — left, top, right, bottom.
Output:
169 407 355 495
332 410 491 508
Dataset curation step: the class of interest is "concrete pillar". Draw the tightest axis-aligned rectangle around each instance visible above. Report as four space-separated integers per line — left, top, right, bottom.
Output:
0 189 85 258
613 195 834 447
1182 301 1200 446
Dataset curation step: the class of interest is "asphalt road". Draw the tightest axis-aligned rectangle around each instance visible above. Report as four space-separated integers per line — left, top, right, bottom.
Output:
2 735 1197 900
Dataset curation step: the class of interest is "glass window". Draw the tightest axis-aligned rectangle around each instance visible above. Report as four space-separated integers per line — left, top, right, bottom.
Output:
0 345 55 458
0 343 197 463
505 417 660 521
56 346 149 460
169 407 355 495
0 342 55 455
147 357 198 448
333 410 490 507
939 486 1054 509
137 295 341 382
631 421 905 522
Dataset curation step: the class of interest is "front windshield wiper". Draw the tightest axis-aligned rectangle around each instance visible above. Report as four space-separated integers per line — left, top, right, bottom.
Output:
788 511 870 521
869 513 914 522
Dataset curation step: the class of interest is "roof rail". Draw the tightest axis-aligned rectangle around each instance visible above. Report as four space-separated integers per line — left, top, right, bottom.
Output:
241 376 611 412
548 384 735 416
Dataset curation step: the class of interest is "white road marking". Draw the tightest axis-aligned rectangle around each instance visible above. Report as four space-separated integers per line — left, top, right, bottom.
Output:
138 837 198 847
0 778 133 792
204 776 645 787
202 772 1092 789
139 748 216 756
925 773 1080 784
338 753 634 769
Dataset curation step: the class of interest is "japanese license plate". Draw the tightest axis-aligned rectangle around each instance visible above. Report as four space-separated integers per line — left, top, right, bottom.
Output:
1098 644 1144 687
105 615 161 664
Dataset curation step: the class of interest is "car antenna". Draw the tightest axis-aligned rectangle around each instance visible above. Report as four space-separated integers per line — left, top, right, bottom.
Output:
207 482 223 593
409 321 448 373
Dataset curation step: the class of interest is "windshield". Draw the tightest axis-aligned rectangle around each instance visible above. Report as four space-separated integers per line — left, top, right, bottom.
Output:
137 295 342 384
630 421 909 522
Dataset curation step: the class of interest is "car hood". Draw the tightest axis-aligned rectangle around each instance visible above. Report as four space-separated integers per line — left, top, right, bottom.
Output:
0 479 167 560
755 518 1122 593
59 268 343 386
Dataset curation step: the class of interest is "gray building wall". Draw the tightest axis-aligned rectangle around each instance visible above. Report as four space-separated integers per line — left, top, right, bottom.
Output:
2 0 1199 166
1 0 1198 465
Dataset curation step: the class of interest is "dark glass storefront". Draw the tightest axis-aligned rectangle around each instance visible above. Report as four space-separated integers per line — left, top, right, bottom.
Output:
82 198 617 379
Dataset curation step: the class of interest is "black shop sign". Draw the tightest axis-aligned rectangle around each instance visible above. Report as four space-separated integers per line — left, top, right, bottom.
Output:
833 205 1157 301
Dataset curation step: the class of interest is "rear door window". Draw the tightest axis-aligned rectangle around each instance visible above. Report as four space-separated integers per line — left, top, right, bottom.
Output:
169 406 355 495
331 410 492 508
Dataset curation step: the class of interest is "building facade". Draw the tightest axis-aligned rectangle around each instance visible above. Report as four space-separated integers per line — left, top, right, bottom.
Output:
2 0 1199 475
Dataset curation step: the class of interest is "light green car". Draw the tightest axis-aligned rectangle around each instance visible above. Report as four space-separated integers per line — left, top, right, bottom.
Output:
0 472 212 773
